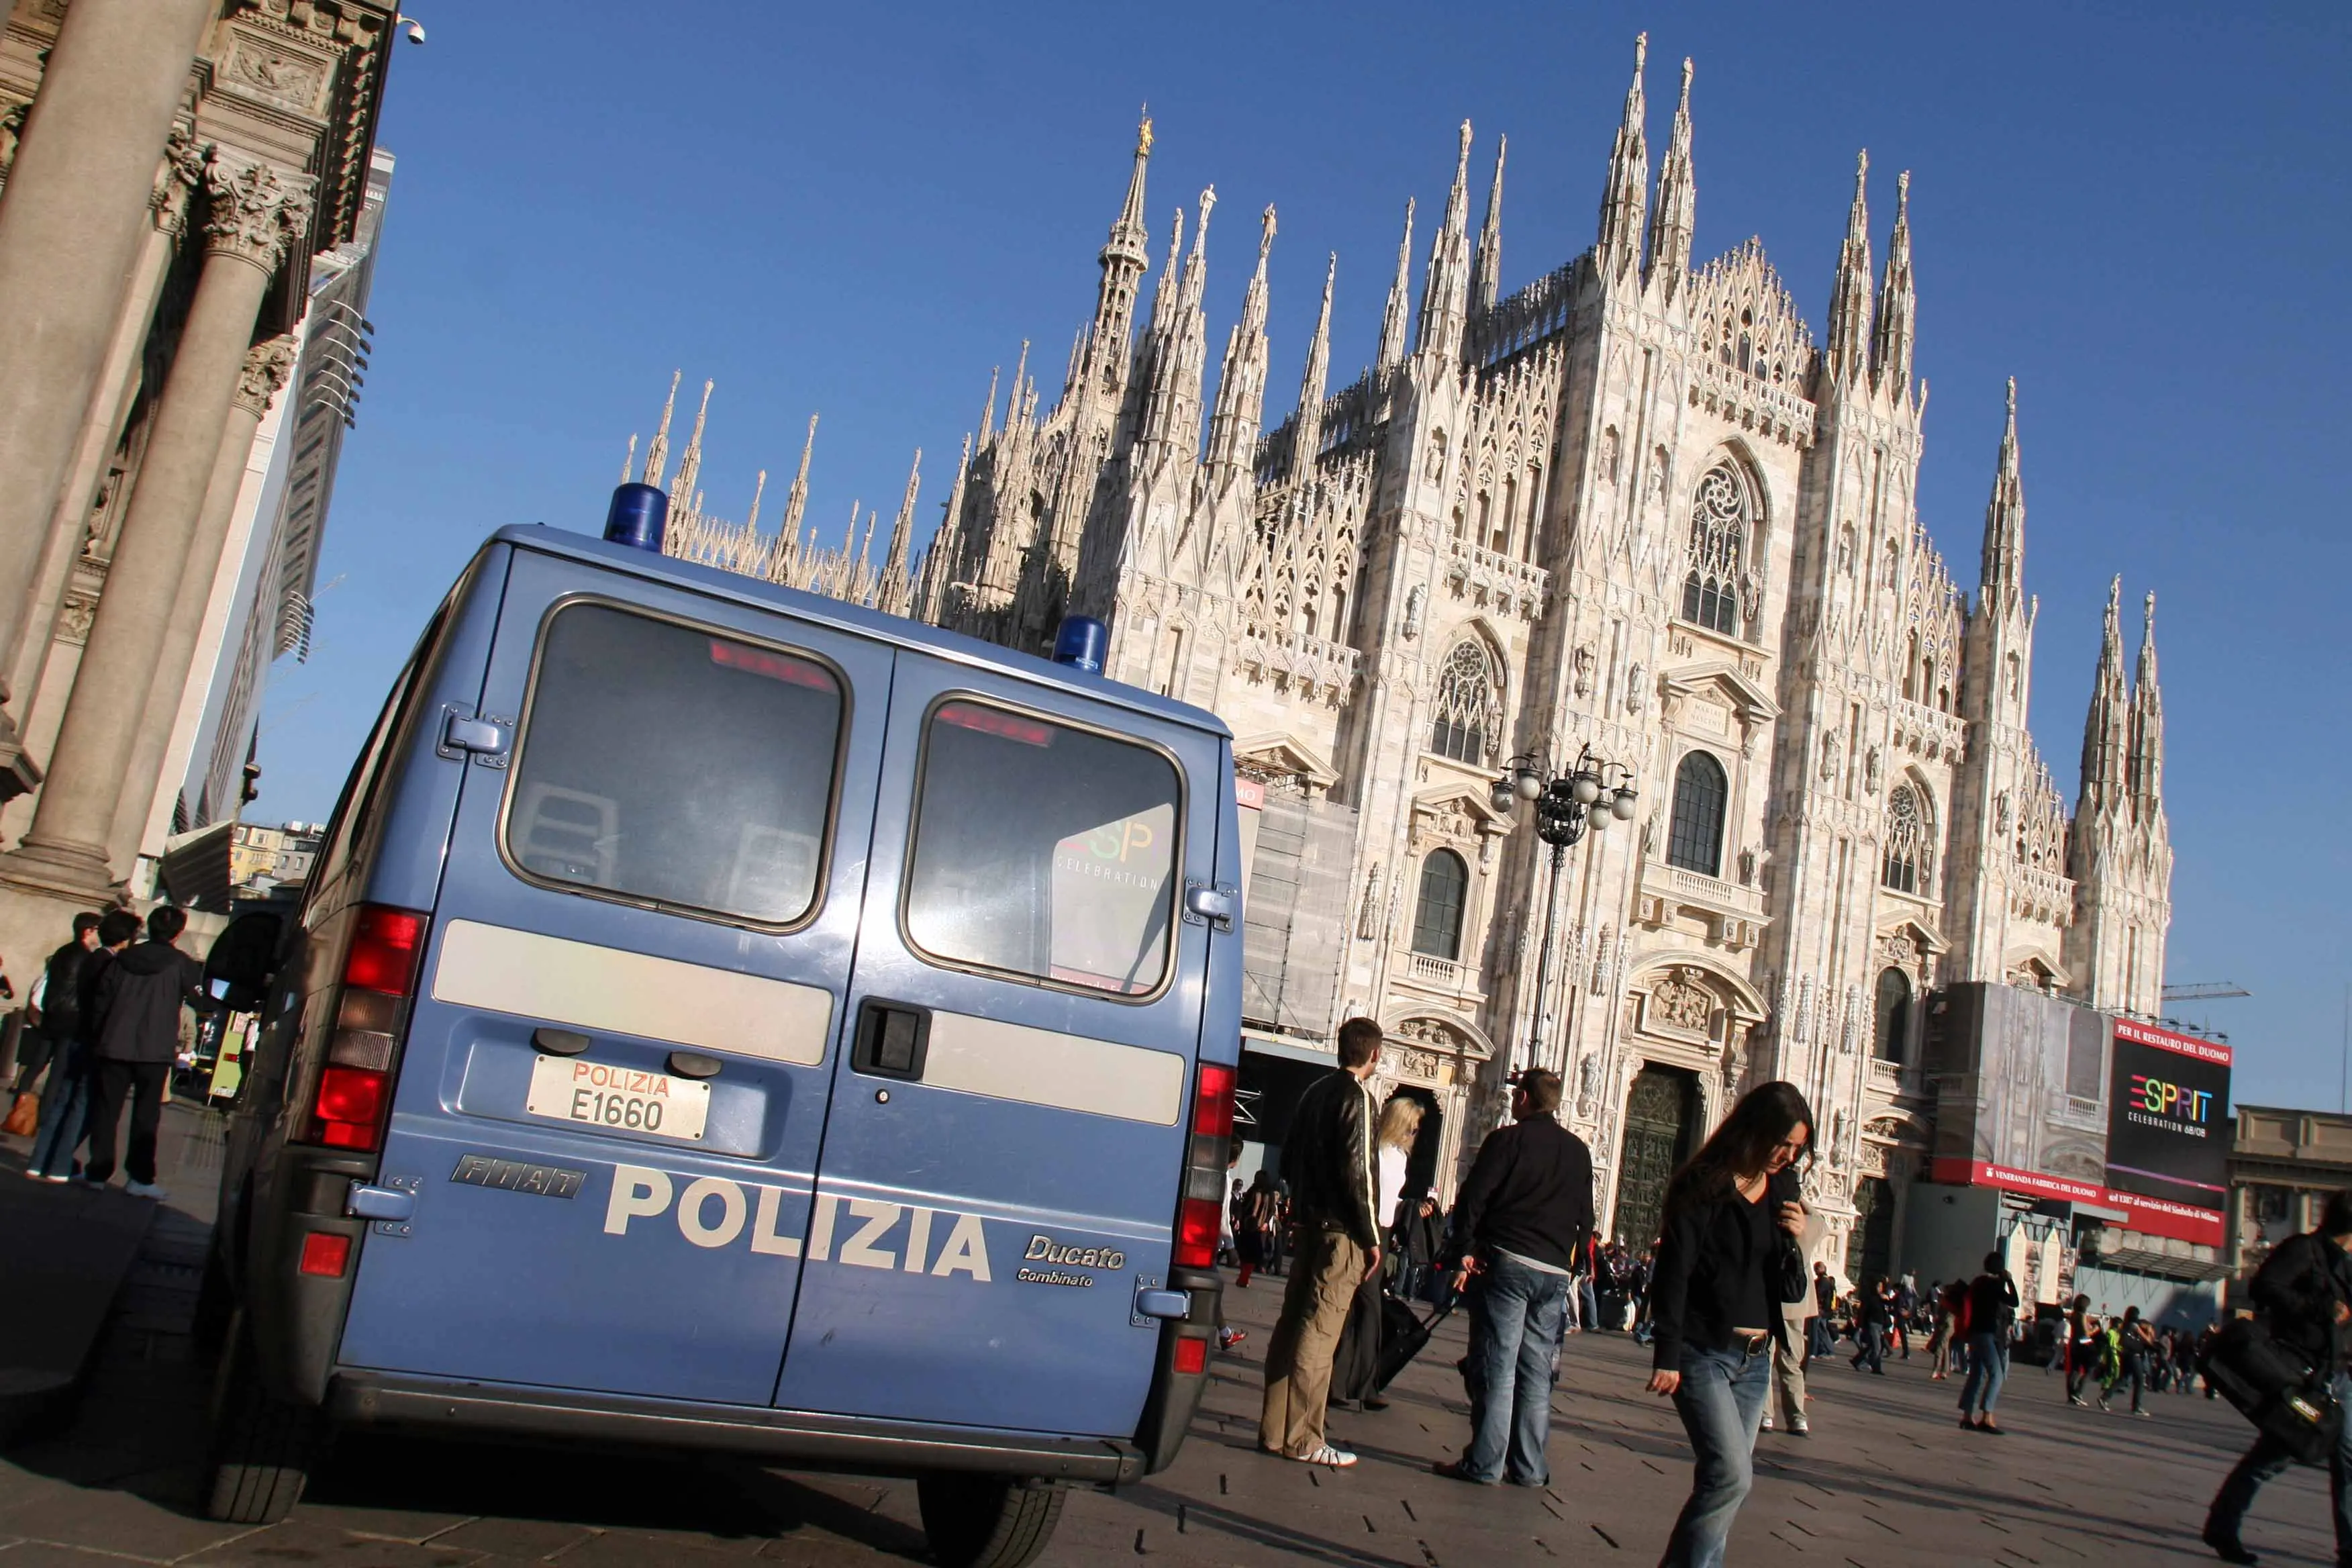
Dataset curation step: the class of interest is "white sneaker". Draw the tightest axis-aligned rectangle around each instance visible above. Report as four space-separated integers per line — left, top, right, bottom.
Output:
1293 1444 1357 1468
124 1180 168 1199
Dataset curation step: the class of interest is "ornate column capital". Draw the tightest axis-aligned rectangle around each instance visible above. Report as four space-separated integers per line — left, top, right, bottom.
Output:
234 333 300 417
150 124 211 237
201 154 313 273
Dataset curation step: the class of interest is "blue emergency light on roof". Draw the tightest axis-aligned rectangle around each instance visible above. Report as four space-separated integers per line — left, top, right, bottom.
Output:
1050 616 1108 674
603 483 669 552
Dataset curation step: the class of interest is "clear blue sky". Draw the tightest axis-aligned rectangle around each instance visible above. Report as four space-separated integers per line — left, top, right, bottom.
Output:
260 1 2349 1106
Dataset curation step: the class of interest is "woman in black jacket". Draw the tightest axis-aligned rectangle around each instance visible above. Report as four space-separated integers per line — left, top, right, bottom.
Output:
1644 1081 1815 1568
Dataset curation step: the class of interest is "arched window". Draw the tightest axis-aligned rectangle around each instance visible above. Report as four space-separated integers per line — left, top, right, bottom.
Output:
1681 462 1749 635
1874 966 1912 1063
1881 783 1933 895
1428 642 1496 764
1411 849 1468 960
1665 750 1728 877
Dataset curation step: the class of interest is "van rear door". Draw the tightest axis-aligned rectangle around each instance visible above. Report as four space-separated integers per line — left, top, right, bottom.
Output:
772 652 1220 1437
338 550 889 1406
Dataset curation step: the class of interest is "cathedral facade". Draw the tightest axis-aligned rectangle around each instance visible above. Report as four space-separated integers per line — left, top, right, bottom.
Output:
636 38 2173 1275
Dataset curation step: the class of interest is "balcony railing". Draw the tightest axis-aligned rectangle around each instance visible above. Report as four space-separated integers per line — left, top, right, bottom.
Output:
1443 539 1549 621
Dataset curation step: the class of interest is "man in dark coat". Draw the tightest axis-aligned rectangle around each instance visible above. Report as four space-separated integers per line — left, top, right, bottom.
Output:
17 912 101 1092
1257 1016 1383 1469
28 909 138 1181
2205 1189 2352 1565
1435 1067 1594 1487
85 905 213 1197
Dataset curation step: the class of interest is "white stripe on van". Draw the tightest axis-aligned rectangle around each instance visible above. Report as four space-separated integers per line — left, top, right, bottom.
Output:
920 1010 1183 1126
432 920 832 1067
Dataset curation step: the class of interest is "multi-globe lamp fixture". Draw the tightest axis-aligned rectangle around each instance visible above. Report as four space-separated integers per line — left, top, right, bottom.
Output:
1490 746 1638 1076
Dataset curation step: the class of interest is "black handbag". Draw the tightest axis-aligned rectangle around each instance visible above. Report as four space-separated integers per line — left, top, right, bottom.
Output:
2201 1316 2343 1467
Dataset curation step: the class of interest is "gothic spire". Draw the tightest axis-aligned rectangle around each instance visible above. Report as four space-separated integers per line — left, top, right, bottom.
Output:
746 469 766 533
2079 576 2130 816
641 369 681 489
880 448 920 615
1871 169 1916 397
1208 205 1275 477
781 413 816 542
620 432 636 487
1647 57 1696 294
1293 251 1336 477
1824 151 1874 388
1139 187 1214 454
1979 378 2025 612
673 379 714 516
1470 134 1506 313
1377 197 1414 370
1597 33 1649 283
917 430 972 618
1418 121 1476 364
1101 111 1151 273
2127 591 2164 809
978 364 999 446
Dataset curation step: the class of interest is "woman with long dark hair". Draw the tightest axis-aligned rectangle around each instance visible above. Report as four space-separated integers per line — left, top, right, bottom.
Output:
1644 1081 1816 1568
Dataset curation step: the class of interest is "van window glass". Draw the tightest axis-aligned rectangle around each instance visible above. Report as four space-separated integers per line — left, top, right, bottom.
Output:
905 700 1179 996
506 603 842 925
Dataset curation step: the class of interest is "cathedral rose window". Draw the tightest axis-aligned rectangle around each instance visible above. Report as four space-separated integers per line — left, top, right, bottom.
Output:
1682 462 1749 636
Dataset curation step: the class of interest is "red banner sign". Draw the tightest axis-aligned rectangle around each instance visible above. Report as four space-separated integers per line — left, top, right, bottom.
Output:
1928 1156 2224 1248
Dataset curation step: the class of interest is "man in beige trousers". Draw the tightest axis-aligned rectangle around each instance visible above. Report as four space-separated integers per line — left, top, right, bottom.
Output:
1257 1017 1383 1468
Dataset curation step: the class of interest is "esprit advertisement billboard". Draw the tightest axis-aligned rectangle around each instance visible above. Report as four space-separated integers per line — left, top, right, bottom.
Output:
1925 984 2231 1247
2104 1018 2233 1215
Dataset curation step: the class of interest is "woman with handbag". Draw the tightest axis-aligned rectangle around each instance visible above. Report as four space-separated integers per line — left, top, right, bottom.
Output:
1643 1081 1815 1568
2205 1188 2352 1565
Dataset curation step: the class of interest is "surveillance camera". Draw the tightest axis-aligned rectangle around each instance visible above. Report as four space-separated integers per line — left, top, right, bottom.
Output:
403 18 425 44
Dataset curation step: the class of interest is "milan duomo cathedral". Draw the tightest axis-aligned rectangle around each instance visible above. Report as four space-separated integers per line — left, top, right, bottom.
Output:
626 37 2173 1272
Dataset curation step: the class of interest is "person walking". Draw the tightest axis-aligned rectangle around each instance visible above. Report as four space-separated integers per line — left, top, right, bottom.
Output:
1235 1169 1277 1287
27 909 137 1182
1957 1251 2020 1433
1331 1095 1424 1411
1851 1277 1890 1374
2063 1294 2098 1407
1257 1017 1383 1469
83 905 213 1197
1893 1275 1917 1360
1645 1081 1814 1568
1761 1281 1814 1437
2110 1308 2153 1414
2205 1189 2352 1565
1808 1263 1837 1360
1430 1068 1594 1487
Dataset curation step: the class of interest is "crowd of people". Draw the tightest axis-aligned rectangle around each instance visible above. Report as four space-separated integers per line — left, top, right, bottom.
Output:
1 905 216 1196
1227 1018 2306 1568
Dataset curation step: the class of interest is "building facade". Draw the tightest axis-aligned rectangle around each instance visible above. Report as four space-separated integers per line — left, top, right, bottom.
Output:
0 0 393 967
634 39 2175 1273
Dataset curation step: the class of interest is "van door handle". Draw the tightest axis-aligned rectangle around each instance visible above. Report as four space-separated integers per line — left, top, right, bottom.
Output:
1183 883 1237 932
1135 1287 1191 1320
346 1183 416 1222
850 1000 931 1082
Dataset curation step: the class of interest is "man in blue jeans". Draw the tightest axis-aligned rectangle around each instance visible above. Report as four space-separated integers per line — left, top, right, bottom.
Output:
1433 1069 1594 1486
1958 1251 2019 1433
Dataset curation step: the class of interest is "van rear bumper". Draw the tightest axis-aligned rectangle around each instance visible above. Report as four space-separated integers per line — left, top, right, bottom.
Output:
330 1371 1145 1485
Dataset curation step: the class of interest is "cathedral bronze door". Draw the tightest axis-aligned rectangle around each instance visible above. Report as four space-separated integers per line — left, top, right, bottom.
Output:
1854 1177 1896 1286
1612 1066 1698 1248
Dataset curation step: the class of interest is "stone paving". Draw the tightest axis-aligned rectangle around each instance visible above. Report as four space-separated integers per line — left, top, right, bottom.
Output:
0 1116 2337 1566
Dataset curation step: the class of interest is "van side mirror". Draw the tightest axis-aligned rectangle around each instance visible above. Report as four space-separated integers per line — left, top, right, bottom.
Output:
205 912 285 1013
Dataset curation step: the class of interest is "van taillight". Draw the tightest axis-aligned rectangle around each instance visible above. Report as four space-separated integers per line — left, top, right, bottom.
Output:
1173 1061 1236 1270
305 905 427 1153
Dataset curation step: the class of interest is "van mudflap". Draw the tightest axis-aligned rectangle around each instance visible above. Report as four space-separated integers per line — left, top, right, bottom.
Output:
329 1371 1144 1485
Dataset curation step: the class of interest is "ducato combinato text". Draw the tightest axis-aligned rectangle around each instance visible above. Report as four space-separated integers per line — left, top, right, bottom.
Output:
199 491 1242 1568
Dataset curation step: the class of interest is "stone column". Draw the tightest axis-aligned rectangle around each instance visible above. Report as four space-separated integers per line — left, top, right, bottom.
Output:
0 0 215 703
3 130 210 728
3 156 311 895
107 333 297 871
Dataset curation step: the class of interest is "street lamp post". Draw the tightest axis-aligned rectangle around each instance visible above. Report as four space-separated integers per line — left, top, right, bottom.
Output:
1490 746 1638 1077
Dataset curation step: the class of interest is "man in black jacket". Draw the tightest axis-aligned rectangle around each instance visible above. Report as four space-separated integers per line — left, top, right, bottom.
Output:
1434 1067 1594 1487
1257 1017 1383 1469
85 905 213 1197
17 912 101 1091
2204 1189 2352 1565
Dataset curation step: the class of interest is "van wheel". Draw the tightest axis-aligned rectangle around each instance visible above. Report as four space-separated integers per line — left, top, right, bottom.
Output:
915 1472 1066 1568
204 1318 318 1524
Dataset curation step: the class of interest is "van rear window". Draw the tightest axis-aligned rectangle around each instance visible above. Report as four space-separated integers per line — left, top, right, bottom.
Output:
905 699 1179 997
505 604 842 926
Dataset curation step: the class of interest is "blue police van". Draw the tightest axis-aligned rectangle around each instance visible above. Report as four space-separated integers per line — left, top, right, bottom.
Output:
199 485 1241 1568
